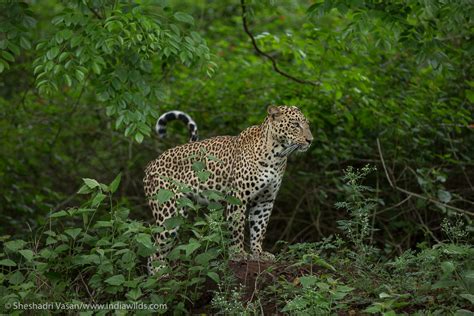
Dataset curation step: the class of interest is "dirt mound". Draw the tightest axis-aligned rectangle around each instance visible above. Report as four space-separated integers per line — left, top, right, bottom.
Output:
192 259 315 314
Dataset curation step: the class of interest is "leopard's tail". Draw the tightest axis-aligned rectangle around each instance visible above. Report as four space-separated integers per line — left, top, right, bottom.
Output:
155 110 198 142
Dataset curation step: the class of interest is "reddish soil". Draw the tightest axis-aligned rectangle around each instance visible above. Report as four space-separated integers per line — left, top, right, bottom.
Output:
191 259 316 315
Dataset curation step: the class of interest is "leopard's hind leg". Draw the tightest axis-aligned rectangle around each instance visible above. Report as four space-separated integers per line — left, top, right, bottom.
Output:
144 176 184 275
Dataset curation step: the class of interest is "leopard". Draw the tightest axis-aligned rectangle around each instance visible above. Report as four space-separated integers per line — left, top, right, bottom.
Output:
143 105 313 274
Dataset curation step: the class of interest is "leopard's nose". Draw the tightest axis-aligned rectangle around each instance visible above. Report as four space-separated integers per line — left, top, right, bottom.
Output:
305 135 314 144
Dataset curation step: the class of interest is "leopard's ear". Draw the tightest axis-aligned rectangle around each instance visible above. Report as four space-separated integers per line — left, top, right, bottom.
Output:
267 105 282 120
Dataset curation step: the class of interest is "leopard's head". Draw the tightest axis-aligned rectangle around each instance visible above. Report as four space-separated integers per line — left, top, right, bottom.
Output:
267 105 313 156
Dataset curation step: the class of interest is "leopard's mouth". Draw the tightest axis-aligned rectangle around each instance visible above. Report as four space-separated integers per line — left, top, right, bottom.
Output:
278 142 310 157
298 143 311 152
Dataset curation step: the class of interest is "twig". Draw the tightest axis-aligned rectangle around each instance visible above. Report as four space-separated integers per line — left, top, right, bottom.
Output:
240 0 320 86
414 209 441 243
376 138 474 217
376 195 412 215
395 186 474 216
79 272 97 304
87 5 102 19
49 76 88 151
377 138 394 188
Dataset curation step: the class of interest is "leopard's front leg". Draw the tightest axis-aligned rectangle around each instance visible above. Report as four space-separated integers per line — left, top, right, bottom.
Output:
248 200 276 261
226 203 249 261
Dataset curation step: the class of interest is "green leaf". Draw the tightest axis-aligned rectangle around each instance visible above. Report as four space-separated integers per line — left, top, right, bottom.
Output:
83 178 100 189
364 304 382 314
225 195 242 205
174 12 194 25
91 192 106 207
19 249 34 261
65 228 82 239
92 62 101 75
299 276 318 288
466 90 474 103
109 173 122 193
0 259 16 267
460 293 474 304
154 189 174 204
437 190 452 203
207 271 220 283
8 271 25 285
47 47 60 60
20 37 31 49
197 170 211 182
463 270 474 279
75 69 85 82
441 261 455 274
135 233 153 248
135 132 144 143
163 216 183 230
177 196 196 209
127 288 142 301
64 74 72 87
105 274 125 286
50 210 68 218
2 51 15 62
192 161 205 171
181 241 200 256
4 239 26 251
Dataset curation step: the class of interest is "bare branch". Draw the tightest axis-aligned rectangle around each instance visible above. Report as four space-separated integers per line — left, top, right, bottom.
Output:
377 138 474 217
240 0 320 86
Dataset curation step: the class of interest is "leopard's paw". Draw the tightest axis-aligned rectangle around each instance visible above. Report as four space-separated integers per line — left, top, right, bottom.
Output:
251 251 275 262
229 249 250 261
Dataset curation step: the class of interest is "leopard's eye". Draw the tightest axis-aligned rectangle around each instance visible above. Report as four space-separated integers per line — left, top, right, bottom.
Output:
291 122 300 128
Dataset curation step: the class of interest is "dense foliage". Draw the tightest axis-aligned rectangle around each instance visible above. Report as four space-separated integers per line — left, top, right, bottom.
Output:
1 0 472 314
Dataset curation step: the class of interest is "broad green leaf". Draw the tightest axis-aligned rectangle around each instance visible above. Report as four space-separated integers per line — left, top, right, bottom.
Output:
65 228 82 239
197 170 211 182
135 233 153 248
19 249 34 261
155 189 174 204
441 261 455 274
109 173 122 193
91 192 106 207
0 259 16 267
460 293 474 304
134 132 144 143
4 239 26 251
225 195 242 205
105 274 125 286
174 12 194 25
46 47 59 60
50 210 68 218
20 37 31 49
437 190 452 203
163 216 183 230
83 178 100 189
299 275 318 288
8 271 25 285
192 161 205 172
127 288 142 301
2 51 15 62
207 271 220 283
181 241 200 256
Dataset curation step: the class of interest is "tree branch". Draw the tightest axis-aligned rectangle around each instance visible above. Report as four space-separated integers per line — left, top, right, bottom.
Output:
240 0 320 86
377 138 474 217
87 5 102 19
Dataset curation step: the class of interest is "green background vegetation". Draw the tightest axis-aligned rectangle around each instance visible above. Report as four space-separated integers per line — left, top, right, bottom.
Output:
0 0 472 314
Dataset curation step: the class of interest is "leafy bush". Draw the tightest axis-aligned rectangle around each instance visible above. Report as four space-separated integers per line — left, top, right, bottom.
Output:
0 174 231 314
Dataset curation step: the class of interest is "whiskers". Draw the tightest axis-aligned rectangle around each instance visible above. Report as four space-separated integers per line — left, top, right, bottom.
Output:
277 144 300 157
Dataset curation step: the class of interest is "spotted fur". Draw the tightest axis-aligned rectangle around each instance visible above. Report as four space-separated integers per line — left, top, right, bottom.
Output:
143 105 313 274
